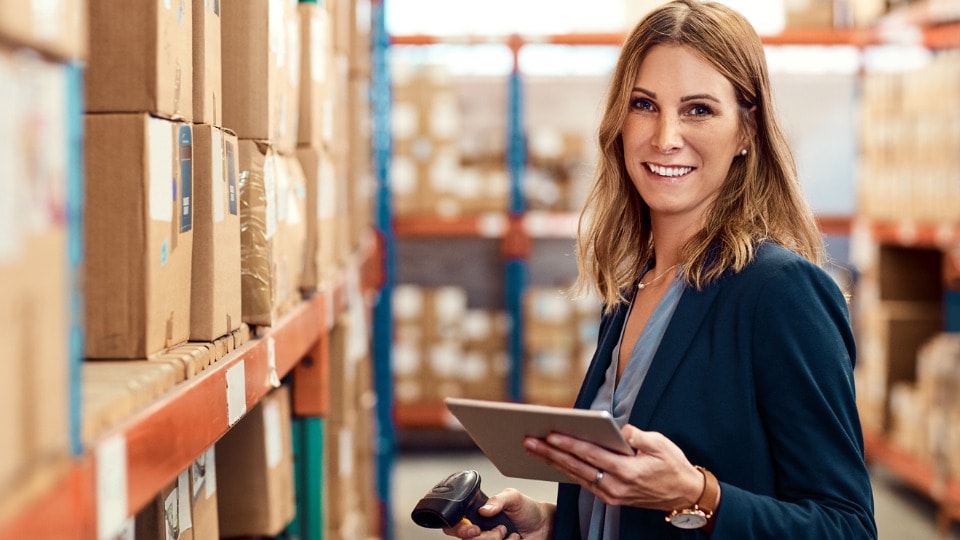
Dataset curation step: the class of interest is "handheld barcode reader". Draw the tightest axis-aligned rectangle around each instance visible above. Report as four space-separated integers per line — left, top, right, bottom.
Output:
411 470 521 537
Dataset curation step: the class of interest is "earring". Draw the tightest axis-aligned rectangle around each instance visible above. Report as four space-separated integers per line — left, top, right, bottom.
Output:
739 148 747 156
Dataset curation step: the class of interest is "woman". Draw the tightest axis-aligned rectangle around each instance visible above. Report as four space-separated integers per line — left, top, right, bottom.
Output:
444 1 876 538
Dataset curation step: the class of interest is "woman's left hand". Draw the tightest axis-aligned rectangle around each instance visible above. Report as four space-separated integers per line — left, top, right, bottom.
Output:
523 424 703 512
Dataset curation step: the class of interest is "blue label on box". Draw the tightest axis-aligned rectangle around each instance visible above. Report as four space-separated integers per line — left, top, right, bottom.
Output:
226 139 237 215
179 125 193 232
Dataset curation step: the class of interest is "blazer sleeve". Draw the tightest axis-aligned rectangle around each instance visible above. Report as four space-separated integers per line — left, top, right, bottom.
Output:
711 258 877 539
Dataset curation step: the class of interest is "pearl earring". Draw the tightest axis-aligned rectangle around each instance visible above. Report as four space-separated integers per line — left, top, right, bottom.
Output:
739 148 747 156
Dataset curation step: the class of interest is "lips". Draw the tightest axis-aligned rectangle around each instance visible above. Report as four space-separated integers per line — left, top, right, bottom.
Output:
646 163 694 178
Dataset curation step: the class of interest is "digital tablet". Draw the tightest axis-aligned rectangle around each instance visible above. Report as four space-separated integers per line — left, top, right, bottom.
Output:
445 397 634 483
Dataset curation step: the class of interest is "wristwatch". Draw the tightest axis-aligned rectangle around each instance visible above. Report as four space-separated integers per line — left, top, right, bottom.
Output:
665 466 720 530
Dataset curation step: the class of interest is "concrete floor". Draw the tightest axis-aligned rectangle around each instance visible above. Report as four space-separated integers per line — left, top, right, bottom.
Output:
392 449 960 539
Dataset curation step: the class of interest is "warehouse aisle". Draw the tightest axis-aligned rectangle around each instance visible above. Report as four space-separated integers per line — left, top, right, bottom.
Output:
393 449 960 539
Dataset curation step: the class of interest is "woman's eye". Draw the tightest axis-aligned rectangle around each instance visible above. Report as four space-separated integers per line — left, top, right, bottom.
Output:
687 104 714 117
630 97 655 111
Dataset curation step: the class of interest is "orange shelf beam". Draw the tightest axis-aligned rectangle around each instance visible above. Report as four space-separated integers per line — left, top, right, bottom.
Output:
392 28 883 48
867 220 960 248
863 426 960 532
394 214 507 238
0 239 383 538
395 401 457 429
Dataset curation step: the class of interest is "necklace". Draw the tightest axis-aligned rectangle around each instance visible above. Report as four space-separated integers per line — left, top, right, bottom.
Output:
638 263 678 290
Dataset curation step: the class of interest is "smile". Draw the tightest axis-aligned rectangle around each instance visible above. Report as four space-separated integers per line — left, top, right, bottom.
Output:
646 163 693 178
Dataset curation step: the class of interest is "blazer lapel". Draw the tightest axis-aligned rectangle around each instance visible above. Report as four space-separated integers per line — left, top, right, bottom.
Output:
628 281 722 428
573 301 629 409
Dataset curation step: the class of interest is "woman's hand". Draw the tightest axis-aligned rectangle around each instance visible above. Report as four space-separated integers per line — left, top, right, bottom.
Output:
523 424 703 512
440 488 555 540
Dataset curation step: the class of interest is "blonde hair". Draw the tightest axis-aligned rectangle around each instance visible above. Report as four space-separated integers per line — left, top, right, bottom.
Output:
575 0 824 311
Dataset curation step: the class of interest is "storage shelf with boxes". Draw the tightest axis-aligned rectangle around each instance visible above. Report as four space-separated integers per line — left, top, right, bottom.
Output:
851 23 960 532
0 0 383 538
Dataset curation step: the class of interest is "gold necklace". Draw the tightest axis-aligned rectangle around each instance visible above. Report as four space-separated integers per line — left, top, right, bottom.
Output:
638 263 678 290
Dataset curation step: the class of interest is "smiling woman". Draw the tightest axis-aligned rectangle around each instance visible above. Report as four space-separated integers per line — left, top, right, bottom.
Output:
437 2 877 539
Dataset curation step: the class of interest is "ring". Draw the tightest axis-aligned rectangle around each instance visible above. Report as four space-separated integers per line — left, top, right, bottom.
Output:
592 469 604 487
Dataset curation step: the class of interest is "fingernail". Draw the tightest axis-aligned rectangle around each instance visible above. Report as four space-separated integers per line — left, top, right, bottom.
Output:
524 438 537 450
481 504 494 511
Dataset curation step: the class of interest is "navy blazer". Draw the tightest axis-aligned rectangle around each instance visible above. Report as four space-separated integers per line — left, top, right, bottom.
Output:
555 242 877 539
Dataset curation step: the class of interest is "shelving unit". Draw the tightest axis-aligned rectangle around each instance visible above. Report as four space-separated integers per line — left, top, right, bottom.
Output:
0 240 381 540
386 23 878 430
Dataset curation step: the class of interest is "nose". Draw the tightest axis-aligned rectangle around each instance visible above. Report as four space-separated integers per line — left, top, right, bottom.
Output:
651 113 682 153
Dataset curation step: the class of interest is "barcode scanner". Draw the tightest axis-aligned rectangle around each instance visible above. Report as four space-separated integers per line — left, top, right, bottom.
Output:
411 470 521 537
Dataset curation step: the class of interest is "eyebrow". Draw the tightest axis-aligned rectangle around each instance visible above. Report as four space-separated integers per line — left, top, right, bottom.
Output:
633 87 721 104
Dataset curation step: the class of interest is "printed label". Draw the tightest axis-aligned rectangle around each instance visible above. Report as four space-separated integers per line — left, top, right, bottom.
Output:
190 452 206 500
318 158 335 219
179 125 192 232
212 129 225 223
96 434 129 540
226 140 238 215
267 337 280 388
204 447 217 498
263 398 283 468
164 487 178 540
226 361 247 426
177 471 193 532
148 119 174 223
310 16 326 83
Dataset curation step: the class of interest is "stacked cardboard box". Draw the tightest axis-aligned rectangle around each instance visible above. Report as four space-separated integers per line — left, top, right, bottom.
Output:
223 0 310 328
858 51 960 222
216 385 296 537
296 1 344 291
392 65 479 217
324 304 379 539
524 286 601 406
852 243 945 433
0 45 82 521
392 285 510 404
888 333 960 481
132 446 219 540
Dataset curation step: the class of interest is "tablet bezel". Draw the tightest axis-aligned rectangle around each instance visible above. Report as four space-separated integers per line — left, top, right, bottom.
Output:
444 397 634 483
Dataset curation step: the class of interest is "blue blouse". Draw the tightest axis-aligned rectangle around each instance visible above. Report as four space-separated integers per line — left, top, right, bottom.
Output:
578 273 685 540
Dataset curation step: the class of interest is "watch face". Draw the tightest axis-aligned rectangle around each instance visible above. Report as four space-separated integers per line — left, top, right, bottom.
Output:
670 511 708 529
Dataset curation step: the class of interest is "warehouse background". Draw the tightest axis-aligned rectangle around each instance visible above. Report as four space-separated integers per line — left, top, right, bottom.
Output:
0 0 957 539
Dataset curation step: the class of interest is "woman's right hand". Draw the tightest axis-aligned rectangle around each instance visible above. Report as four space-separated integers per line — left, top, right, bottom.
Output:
440 488 555 540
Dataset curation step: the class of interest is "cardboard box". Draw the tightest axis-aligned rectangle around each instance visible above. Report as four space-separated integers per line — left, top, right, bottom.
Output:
277 154 308 303
190 447 219 540
297 2 332 148
216 385 295 537
86 0 193 120
134 472 195 540
239 139 294 326
0 52 76 495
190 125 241 341
192 0 223 126
295 145 339 290
324 419 360 533
84 114 194 358
221 0 300 154
0 1 87 61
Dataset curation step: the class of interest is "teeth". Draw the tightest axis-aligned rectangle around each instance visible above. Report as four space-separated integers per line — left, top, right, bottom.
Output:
646 163 693 177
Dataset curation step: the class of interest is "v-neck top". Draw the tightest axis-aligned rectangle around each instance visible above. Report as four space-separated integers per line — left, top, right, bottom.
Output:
578 273 685 540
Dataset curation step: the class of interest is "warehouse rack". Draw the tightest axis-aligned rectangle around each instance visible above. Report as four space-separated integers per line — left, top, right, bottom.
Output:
856 218 960 533
387 27 872 429
0 239 381 540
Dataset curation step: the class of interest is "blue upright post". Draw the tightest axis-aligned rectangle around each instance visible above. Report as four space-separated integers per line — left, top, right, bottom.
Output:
371 1 396 538
505 39 528 403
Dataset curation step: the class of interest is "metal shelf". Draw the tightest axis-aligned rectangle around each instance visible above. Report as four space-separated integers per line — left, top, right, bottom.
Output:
0 241 379 540
863 425 960 534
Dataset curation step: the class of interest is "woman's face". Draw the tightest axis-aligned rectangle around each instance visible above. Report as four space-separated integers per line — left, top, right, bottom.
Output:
621 44 748 228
